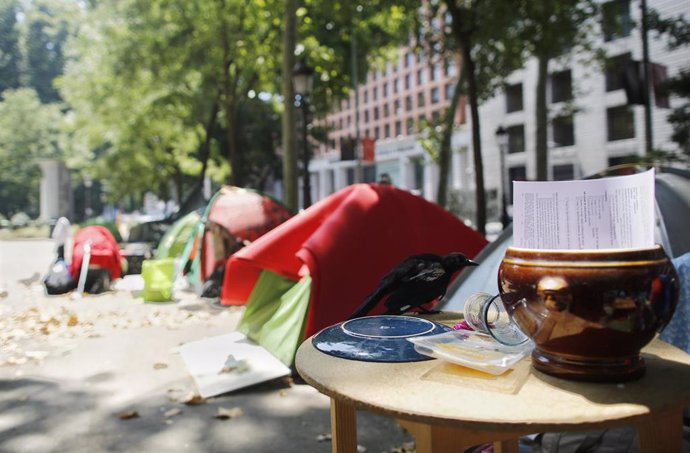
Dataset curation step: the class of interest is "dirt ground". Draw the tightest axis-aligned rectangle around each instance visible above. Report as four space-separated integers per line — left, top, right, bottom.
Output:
0 239 414 453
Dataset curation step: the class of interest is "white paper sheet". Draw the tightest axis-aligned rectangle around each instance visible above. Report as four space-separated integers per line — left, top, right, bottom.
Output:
512 169 655 250
179 332 291 398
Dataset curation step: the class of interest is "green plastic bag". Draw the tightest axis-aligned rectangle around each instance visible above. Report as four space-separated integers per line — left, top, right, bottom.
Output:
142 258 175 302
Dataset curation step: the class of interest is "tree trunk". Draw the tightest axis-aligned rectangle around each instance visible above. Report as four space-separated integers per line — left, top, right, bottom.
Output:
196 100 219 191
281 0 298 211
224 98 242 187
535 54 549 180
436 64 467 208
462 44 486 236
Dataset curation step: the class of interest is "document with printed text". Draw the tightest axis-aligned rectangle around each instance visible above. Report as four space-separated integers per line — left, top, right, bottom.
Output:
512 169 655 250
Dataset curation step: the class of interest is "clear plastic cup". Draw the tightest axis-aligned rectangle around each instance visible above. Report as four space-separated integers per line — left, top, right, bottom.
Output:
463 292 529 346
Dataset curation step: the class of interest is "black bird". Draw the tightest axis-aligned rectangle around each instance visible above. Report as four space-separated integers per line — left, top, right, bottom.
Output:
349 252 478 319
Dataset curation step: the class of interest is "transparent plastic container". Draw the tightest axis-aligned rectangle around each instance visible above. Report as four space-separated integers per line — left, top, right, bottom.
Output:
408 330 533 375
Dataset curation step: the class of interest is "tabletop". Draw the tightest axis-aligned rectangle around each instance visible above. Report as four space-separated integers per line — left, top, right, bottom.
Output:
296 336 690 434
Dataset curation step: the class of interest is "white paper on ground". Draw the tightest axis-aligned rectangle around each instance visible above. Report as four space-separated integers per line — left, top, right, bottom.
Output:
179 332 291 398
512 169 655 250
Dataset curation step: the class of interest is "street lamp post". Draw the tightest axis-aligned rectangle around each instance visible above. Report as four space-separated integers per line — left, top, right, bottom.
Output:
495 126 510 229
293 59 315 209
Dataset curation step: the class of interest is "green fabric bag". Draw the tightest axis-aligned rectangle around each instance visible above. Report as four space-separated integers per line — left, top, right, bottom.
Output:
141 258 176 302
239 270 311 365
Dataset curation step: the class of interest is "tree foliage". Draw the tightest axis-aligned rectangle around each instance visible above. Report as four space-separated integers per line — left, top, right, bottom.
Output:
516 0 599 181
0 88 64 217
0 0 21 93
418 0 522 233
60 0 285 203
648 10 690 159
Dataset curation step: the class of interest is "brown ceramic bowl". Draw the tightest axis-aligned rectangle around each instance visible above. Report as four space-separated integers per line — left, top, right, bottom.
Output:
498 245 678 382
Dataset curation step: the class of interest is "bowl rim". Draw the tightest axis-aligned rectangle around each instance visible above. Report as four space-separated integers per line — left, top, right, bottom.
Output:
505 244 663 255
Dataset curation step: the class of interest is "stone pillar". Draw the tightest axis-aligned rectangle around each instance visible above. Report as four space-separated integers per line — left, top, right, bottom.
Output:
38 159 73 221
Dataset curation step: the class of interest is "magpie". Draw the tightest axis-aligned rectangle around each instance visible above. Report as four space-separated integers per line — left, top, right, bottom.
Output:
349 252 478 319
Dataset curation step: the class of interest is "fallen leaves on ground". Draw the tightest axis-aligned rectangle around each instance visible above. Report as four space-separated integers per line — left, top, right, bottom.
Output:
213 407 243 420
0 294 237 367
118 410 140 420
153 362 168 370
163 408 182 418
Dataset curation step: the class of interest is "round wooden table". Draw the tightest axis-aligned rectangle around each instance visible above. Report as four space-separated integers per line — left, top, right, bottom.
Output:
296 337 690 453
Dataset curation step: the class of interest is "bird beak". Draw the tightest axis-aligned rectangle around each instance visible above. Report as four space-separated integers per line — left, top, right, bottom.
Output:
467 259 479 266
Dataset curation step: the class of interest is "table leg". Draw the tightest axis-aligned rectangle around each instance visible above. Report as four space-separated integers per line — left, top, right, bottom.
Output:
330 398 357 453
398 419 522 453
635 408 682 453
493 440 519 453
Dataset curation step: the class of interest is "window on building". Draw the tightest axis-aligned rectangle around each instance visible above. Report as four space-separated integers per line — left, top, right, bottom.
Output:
364 128 370 137
364 110 369 123
417 69 423 85
363 165 377 183
384 104 390 117
507 125 525 154
406 118 414 134
445 83 454 101
608 155 638 167
412 157 424 191
339 118 343 129
552 164 575 181
445 59 456 77
605 52 631 92
431 64 441 81
405 74 411 90
552 116 575 147
346 168 355 185
395 121 402 136
374 107 379 120
607 105 635 141
375 127 380 139
431 87 440 104
551 70 572 103
432 110 440 123
417 50 424 63
384 124 390 138
507 166 527 201
372 87 378 101
602 0 632 42
405 96 413 111
395 78 401 93
347 116 351 127
417 92 425 108
405 52 414 67
505 83 523 113
394 99 401 114
383 83 388 97
328 169 335 193
418 114 426 126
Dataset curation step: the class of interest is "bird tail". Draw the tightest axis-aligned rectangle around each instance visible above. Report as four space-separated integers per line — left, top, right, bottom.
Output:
348 289 385 319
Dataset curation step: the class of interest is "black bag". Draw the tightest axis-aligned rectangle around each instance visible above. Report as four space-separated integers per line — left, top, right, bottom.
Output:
44 258 76 295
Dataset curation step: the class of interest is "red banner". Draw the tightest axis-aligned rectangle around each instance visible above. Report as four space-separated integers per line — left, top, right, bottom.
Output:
361 137 376 162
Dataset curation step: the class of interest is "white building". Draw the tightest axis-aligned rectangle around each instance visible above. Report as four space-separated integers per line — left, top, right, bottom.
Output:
307 0 689 223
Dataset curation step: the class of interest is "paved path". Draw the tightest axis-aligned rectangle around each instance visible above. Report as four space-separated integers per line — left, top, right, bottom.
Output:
0 240 413 453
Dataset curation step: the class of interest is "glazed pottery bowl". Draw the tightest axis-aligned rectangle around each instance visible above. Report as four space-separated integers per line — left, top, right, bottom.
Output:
498 245 678 382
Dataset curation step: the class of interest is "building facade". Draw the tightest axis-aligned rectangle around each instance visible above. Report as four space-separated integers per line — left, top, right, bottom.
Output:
308 0 689 224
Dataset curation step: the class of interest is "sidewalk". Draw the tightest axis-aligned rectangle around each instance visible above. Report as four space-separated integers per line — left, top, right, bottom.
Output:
0 240 413 453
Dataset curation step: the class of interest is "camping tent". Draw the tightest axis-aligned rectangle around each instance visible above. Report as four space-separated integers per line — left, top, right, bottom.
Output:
221 183 488 364
441 165 690 312
181 186 293 287
155 210 201 259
